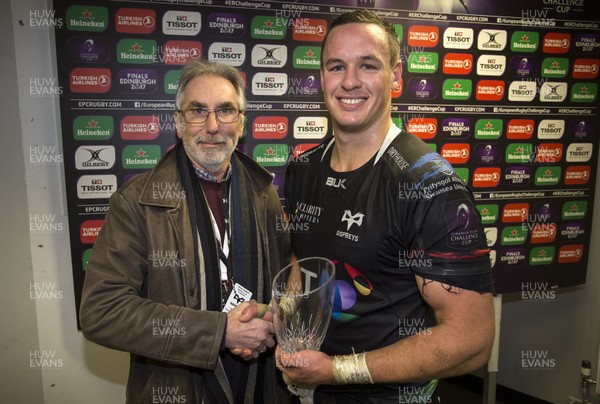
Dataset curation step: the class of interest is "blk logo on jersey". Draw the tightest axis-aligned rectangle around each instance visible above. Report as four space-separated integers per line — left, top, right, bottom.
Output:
325 176 346 189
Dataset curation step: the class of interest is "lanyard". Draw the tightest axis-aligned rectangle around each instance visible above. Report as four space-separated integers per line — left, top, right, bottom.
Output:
207 181 231 281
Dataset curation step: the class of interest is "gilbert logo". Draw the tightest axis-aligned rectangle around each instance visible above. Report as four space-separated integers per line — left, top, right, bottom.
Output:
75 146 115 170
539 82 567 102
478 30 507 51
341 210 364 231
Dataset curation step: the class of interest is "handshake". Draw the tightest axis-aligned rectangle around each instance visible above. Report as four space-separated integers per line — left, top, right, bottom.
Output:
223 297 298 360
223 300 275 360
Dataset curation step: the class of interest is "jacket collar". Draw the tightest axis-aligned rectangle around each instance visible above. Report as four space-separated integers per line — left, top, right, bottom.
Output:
138 145 274 208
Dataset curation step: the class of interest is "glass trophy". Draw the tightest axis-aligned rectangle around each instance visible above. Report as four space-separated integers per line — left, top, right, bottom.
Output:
272 256 336 403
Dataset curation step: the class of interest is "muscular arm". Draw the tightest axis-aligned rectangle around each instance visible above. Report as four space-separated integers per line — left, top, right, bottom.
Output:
366 274 494 383
277 275 494 385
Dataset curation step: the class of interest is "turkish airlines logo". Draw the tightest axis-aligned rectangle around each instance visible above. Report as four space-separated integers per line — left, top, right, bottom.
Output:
70 68 111 93
341 210 365 231
476 80 505 101
408 25 439 48
115 8 156 34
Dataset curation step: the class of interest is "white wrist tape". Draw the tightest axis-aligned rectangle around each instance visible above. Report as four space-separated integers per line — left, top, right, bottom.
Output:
332 349 374 385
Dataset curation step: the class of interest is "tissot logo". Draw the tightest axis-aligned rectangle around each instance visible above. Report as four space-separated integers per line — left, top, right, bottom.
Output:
476 55 506 76
443 27 473 49
251 44 287 68
252 72 287 96
326 177 346 189
477 30 507 51
77 175 117 199
537 120 564 139
162 11 201 36
566 143 593 162
293 117 327 139
70 67 111 93
115 8 156 34
75 146 115 170
508 80 536 102
209 42 245 66
341 210 364 231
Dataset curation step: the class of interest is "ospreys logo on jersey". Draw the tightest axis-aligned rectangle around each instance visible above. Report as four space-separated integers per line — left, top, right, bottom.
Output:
336 209 365 242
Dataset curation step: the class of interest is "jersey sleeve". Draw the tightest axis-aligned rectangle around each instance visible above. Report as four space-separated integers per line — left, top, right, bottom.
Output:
407 176 494 293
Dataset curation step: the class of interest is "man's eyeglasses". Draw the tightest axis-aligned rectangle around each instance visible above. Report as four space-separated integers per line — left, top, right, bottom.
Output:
178 107 241 124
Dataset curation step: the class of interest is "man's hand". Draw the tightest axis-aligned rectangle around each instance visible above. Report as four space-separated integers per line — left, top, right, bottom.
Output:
275 347 335 386
225 301 274 360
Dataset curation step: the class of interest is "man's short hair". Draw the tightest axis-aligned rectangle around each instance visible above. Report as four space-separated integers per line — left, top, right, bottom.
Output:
322 9 400 68
175 60 246 113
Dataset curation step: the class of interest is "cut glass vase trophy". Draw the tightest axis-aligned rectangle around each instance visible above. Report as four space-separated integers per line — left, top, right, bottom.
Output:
272 256 336 404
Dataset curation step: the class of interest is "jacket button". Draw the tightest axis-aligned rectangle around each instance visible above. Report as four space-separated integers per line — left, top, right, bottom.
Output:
188 289 194 296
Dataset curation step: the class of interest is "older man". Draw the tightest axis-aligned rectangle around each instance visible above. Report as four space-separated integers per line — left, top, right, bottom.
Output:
80 60 291 404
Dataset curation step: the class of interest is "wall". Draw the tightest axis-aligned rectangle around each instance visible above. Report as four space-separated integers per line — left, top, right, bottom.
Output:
7 0 129 403
0 1 44 402
2 0 599 403
496 164 600 403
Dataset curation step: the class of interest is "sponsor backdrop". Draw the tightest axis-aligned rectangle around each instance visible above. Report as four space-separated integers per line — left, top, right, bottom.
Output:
52 0 600 318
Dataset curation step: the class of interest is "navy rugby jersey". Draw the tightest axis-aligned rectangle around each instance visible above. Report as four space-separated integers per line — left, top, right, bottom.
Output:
284 125 493 355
